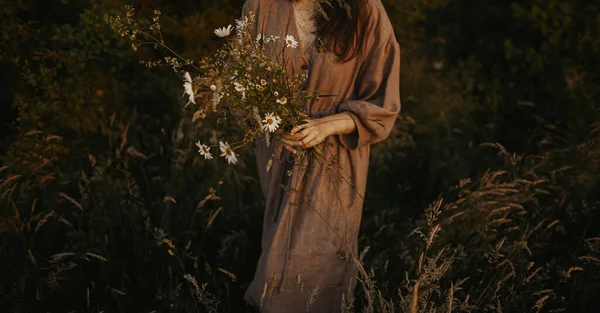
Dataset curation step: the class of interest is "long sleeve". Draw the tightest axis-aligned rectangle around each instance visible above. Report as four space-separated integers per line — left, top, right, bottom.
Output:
337 2 401 150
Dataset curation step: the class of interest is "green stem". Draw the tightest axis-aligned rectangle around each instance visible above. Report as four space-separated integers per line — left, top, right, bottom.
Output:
140 30 203 72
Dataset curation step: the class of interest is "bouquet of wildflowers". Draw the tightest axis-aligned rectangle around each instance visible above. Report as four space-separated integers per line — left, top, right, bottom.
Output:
106 7 319 165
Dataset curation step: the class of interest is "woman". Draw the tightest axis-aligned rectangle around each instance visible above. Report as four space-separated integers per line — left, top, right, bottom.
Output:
242 0 401 311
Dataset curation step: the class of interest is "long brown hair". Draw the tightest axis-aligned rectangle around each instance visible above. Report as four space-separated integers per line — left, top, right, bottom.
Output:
311 0 367 62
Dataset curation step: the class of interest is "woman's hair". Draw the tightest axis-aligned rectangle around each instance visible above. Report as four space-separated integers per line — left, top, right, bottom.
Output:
313 0 367 62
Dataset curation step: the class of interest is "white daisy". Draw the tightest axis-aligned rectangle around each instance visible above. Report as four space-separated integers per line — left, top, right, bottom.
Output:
256 84 264 91
195 141 213 159
183 71 195 104
233 82 245 92
214 25 233 37
276 97 287 105
285 35 298 48
219 141 238 165
260 79 267 86
273 91 279 97
210 84 217 91
262 113 282 133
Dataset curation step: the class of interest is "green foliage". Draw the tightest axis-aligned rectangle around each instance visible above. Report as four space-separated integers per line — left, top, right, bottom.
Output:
416 0 600 151
1 0 599 312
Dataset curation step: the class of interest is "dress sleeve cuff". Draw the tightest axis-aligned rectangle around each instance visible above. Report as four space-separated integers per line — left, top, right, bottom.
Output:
338 111 369 150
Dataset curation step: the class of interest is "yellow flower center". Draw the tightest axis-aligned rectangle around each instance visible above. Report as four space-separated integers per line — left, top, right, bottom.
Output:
267 118 273 125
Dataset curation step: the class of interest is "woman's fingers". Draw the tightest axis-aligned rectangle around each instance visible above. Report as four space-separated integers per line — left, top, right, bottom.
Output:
295 128 312 140
292 124 318 142
299 131 318 148
282 142 297 154
280 137 298 154
282 120 326 150
290 127 324 148
282 133 302 141
290 120 312 135
282 134 302 144
303 134 324 148
303 138 320 149
281 137 302 148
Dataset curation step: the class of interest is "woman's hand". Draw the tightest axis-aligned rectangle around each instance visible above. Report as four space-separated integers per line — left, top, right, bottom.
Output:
282 118 332 153
280 113 357 154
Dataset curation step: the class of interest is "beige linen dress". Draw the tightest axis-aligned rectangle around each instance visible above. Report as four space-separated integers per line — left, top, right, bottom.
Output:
242 0 401 312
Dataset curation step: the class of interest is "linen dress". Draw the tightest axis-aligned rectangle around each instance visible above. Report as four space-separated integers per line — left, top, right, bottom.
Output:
242 0 401 312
